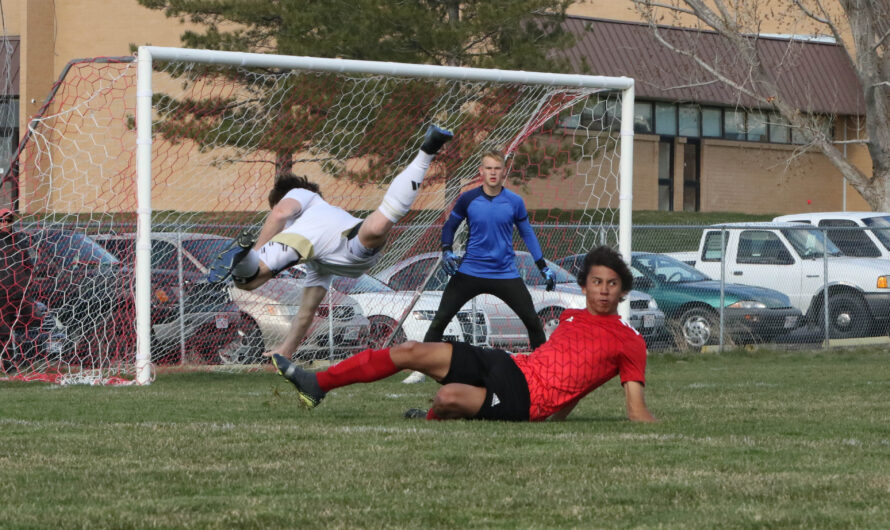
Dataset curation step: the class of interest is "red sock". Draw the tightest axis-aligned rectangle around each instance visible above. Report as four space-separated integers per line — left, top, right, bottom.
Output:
426 408 442 421
315 348 398 392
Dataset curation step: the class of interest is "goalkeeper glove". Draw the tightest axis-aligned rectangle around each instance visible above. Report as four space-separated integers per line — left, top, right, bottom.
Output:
442 250 460 276
540 266 556 291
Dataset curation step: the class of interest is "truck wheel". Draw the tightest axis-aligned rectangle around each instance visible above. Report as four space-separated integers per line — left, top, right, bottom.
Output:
676 307 718 349
822 293 872 339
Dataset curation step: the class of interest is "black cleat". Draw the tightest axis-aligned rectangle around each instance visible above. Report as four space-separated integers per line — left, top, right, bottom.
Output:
206 229 256 284
404 408 428 419
272 354 326 408
420 125 454 155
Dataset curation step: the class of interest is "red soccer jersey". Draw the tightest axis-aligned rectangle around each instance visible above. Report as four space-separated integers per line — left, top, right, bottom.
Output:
511 308 647 421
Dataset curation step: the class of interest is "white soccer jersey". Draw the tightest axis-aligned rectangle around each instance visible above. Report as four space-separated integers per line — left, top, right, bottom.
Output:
263 188 379 286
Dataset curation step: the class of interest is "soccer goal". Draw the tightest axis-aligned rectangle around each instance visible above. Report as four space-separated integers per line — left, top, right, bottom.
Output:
3 46 634 385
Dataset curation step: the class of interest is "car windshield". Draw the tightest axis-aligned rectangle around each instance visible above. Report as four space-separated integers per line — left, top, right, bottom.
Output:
35 231 119 265
862 215 890 251
515 253 575 286
182 237 234 266
780 228 843 258
633 254 710 283
332 274 393 294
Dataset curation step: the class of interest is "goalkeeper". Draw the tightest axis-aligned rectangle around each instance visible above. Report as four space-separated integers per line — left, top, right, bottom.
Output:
271 246 656 423
403 150 555 383
207 124 452 359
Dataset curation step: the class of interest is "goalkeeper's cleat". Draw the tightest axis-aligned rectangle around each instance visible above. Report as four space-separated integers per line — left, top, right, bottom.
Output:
272 354 326 408
401 370 426 384
403 408 428 419
207 229 256 284
420 125 454 155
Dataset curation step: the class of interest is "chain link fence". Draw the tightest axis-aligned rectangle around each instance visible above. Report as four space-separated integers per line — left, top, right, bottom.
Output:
538 223 890 352
6 220 888 376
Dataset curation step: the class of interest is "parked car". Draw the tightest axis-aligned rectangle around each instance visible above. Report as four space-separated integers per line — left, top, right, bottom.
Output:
93 233 250 365
110 232 370 361
773 212 890 259
0 300 68 372
376 251 665 350
328 274 489 348
557 252 802 349
18 227 125 365
668 222 890 338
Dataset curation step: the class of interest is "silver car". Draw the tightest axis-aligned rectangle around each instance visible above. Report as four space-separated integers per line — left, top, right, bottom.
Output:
376 252 665 350
329 274 489 348
96 232 370 363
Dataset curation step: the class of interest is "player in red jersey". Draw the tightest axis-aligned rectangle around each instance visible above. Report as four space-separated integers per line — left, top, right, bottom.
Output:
271 245 656 422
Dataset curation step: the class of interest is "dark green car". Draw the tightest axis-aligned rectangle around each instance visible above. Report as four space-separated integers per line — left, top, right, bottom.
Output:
556 252 802 349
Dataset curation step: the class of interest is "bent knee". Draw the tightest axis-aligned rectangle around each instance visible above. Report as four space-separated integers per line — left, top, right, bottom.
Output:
431 384 483 419
433 385 463 409
390 340 421 356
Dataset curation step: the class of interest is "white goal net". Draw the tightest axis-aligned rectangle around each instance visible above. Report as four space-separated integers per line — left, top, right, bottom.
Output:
1 47 633 384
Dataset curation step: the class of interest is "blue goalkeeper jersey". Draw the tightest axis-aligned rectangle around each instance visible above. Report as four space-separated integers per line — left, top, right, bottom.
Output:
441 186 544 279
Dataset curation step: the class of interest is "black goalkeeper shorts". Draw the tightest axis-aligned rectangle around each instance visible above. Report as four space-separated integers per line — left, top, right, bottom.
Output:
441 342 530 422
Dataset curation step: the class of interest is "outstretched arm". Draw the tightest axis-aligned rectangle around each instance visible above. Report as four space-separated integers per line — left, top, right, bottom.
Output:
623 381 657 422
256 197 302 248
264 284 328 359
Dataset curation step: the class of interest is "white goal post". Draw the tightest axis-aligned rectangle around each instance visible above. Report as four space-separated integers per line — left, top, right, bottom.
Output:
133 46 635 384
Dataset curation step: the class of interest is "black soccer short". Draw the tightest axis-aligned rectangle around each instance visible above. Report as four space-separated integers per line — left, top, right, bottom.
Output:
441 342 531 422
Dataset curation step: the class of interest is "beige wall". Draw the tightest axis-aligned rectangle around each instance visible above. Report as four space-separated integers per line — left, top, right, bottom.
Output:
0 0 876 215
5 0 195 133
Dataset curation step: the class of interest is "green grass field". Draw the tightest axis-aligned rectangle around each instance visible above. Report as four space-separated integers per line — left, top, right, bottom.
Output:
3 347 888 529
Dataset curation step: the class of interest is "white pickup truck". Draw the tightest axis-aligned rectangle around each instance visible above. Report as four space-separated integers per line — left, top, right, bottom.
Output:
671 222 890 338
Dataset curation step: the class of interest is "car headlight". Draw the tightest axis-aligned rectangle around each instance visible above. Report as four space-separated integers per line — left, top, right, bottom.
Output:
412 310 437 320
727 301 767 309
878 276 889 289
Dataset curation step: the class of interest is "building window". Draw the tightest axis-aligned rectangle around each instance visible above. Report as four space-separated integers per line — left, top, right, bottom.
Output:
702 107 722 137
682 140 700 212
658 139 673 211
634 102 653 133
768 113 790 143
563 98 836 148
678 104 700 137
0 96 19 182
747 111 767 142
655 102 677 135
0 98 17 127
589 98 621 130
791 125 808 144
723 110 746 140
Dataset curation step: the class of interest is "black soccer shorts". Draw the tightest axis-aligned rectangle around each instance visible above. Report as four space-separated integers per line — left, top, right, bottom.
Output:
441 342 531 422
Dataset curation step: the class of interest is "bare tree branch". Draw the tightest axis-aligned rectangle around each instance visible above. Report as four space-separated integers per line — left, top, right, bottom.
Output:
634 0 888 209
873 25 890 51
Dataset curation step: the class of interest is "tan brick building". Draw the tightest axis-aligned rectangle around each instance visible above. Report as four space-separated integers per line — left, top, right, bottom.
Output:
0 0 873 214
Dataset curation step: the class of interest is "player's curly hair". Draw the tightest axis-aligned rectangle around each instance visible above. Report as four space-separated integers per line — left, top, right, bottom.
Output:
268 173 322 207
576 246 633 292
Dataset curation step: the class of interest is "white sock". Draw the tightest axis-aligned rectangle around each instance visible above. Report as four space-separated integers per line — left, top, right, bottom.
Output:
232 249 260 279
377 150 433 223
